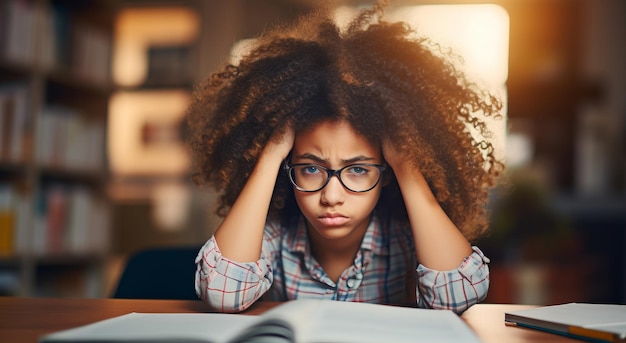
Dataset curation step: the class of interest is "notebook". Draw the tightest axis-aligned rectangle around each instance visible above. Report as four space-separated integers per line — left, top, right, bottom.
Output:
505 303 626 342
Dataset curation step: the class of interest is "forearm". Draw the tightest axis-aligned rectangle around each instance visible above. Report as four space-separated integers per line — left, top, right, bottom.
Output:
213 152 284 262
394 165 472 270
195 236 272 312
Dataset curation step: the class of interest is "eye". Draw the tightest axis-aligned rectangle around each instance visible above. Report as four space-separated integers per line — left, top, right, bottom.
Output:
303 165 321 175
346 165 369 175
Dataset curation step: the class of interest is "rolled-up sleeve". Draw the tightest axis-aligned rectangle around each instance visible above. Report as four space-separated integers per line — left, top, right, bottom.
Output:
195 236 273 313
416 246 490 314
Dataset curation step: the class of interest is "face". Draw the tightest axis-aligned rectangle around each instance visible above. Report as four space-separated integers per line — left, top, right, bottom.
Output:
291 120 383 244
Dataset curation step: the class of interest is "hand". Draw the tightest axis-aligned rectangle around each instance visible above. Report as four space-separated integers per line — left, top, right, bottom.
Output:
382 137 405 172
382 137 424 180
263 125 295 161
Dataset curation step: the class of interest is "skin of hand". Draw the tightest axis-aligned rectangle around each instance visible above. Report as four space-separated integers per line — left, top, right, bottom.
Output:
213 126 295 262
382 138 473 270
265 126 296 162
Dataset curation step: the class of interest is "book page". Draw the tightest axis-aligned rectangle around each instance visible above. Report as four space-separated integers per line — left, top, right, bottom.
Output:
255 300 481 343
231 300 318 342
40 312 261 343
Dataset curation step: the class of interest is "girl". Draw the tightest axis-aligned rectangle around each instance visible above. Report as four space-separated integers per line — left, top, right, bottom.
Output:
188 1 503 314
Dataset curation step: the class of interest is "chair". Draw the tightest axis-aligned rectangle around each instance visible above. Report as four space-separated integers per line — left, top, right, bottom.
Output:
112 245 202 300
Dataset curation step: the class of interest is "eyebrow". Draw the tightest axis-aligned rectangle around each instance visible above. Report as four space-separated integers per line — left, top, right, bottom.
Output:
294 153 376 165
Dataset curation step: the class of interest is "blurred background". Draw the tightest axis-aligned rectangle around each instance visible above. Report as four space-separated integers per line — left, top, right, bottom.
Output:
0 0 624 305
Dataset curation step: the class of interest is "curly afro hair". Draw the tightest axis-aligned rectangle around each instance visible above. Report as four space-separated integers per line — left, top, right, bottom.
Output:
186 1 504 242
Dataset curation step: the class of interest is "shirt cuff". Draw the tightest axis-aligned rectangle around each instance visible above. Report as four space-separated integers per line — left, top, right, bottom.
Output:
200 236 269 282
417 246 490 277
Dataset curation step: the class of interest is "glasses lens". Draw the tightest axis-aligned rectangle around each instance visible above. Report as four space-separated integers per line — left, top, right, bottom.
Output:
290 165 328 191
290 164 381 192
339 165 381 191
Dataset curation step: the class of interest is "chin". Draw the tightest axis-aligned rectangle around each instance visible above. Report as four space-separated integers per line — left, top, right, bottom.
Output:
313 225 354 240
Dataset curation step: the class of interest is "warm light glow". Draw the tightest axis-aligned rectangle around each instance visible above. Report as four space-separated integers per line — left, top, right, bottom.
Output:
108 90 191 175
151 181 191 231
507 132 534 168
385 4 510 161
387 4 509 88
113 7 199 87
230 38 257 65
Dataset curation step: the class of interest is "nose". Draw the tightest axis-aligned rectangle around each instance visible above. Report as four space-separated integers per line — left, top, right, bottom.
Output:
320 174 345 206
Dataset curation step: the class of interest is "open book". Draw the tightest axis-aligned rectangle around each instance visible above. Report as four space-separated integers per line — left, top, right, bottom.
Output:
39 299 481 343
505 303 626 342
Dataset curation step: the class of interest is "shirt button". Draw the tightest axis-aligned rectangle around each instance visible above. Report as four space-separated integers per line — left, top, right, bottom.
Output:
347 279 356 288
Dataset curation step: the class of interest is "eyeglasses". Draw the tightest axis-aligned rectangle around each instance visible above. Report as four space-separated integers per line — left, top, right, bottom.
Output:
284 163 386 193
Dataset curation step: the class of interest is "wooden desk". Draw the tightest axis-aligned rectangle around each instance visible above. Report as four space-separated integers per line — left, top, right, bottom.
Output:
0 297 580 343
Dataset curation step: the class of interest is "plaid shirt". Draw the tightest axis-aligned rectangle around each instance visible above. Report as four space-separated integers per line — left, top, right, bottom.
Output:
195 214 490 314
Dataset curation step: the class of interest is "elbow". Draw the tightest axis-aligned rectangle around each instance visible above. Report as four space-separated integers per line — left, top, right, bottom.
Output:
195 273 268 313
417 266 490 315
200 292 251 313
195 275 252 313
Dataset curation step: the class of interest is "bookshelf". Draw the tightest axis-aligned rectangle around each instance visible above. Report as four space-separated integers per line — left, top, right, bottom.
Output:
0 0 114 297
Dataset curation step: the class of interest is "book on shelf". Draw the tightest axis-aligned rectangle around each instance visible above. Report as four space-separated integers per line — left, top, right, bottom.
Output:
1 0 36 64
72 23 111 85
39 299 481 343
0 83 31 162
0 183 30 256
0 184 14 255
145 45 193 88
505 302 626 343
0 1 7 57
33 184 110 255
36 105 105 171
0 0 111 81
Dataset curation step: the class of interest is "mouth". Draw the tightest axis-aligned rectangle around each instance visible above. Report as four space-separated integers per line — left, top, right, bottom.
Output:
318 213 349 227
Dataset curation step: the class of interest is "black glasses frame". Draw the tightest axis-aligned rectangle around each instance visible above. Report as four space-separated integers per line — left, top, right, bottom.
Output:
283 162 386 193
